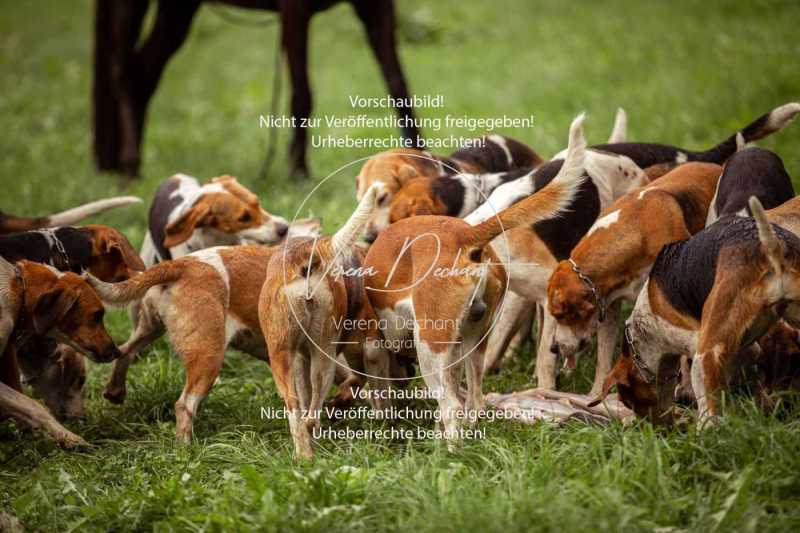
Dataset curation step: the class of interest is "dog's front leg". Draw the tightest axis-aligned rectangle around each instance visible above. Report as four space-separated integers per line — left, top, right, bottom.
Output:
591 300 622 398
534 310 559 389
690 350 719 429
482 292 530 373
461 326 487 421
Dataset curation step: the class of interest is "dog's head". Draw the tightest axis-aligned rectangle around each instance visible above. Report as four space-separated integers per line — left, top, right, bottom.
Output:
164 175 289 248
388 178 444 224
547 261 600 366
83 224 145 282
23 341 87 421
19 262 120 363
590 338 676 425
357 150 441 242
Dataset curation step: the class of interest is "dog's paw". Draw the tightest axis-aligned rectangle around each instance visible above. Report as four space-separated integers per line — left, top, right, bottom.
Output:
103 385 127 405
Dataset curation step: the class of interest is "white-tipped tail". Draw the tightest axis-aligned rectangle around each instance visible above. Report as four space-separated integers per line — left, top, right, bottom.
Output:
46 196 142 227
750 196 783 276
465 113 587 247
735 132 746 152
765 102 800 133
557 112 589 198
85 261 184 307
607 108 627 143
331 182 386 256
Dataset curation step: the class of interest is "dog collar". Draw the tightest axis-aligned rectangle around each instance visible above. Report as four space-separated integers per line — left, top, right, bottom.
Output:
624 323 679 386
568 258 606 322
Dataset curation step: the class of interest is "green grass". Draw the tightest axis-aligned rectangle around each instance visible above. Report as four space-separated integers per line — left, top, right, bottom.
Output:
2 0 800 530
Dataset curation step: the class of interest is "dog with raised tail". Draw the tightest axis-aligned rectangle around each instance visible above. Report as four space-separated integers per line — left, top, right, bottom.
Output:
259 183 387 459
362 114 588 446
86 185 384 447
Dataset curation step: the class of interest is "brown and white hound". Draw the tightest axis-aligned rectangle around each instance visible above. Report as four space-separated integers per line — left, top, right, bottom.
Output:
546 162 723 395
259 183 385 459
361 115 588 445
0 257 120 444
86 185 382 444
592 198 800 427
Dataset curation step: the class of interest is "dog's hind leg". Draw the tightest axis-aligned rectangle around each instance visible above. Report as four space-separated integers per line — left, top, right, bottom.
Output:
363 337 392 412
268 337 314 459
167 293 226 442
307 343 338 435
172 335 225 443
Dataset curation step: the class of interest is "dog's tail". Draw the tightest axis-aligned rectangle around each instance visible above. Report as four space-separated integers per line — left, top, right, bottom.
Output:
607 108 627 143
86 260 186 307
692 103 800 164
44 196 142 227
464 114 587 248
750 196 784 276
331 182 385 257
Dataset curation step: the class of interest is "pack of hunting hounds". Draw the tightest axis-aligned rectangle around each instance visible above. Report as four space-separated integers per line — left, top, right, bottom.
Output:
3 102 800 458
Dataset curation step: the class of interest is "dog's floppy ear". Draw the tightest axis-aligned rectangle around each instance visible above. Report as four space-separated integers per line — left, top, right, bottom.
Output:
164 203 212 248
395 164 418 186
32 286 79 334
93 227 146 272
410 198 434 216
588 345 632 407
587 368 629 407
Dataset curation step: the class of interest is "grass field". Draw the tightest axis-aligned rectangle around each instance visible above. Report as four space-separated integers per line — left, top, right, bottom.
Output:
2 0 800 531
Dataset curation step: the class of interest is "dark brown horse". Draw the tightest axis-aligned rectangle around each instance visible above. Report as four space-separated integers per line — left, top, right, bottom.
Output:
93 0 420 178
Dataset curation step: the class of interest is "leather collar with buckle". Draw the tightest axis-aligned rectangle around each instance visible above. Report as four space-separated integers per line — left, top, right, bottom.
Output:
568 258 606 322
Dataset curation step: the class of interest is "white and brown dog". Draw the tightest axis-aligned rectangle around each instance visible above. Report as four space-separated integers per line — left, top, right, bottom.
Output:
546 162 723 395
259 184 386 459
464 117 646 378
361 115 588 444
0 256 120 446
141 173 290 265
86 185 384 443
592 198 800 427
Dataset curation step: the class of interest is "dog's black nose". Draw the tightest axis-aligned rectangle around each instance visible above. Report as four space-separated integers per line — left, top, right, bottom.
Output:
550 342 560 355
276 224 289 238
364 232 377 244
